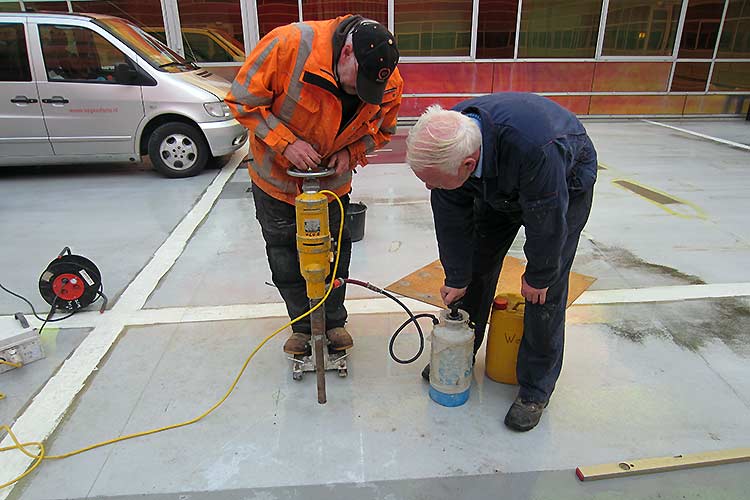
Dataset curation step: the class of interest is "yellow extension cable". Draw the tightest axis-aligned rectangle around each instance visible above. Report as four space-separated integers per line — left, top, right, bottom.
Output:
0 191 345 490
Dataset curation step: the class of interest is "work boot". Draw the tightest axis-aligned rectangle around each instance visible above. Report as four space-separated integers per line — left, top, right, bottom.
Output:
326 327 353 351
283 332 311 355
504 396 549 432
421 364 430 382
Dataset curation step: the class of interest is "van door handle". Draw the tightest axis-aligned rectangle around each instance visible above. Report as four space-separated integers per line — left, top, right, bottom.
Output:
42 96 69 104
10 96 39 104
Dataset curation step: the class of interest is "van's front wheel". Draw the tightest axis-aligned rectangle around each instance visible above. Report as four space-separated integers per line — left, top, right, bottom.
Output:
148 122 209 178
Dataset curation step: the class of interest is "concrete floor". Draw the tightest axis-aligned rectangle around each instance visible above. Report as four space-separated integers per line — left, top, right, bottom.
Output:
0 118 749 499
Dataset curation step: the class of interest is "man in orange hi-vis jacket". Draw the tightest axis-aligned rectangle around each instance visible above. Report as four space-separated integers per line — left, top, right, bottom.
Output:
226 15 403 355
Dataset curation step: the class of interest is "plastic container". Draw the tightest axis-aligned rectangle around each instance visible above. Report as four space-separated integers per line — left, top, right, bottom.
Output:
429 308 475 407
346 202 367 242
485 294 525 385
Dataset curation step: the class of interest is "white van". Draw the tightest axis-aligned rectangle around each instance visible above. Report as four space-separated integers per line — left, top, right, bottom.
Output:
0 12 248 178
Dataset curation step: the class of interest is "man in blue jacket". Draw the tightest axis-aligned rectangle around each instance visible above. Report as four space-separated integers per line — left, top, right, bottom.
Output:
405 93 597 431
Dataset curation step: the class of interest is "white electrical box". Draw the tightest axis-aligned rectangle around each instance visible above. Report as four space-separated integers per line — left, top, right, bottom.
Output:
0 316 45 374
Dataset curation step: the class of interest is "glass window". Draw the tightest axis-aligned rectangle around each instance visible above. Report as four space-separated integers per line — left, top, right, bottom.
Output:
671 61 711 91
97 16 196 72
181 29 244 63
257 0 299 38
0 1 22 13
24 0 69 11
71 1 164 29
710 61 750 90
603 0 681 56
395 0 473 56
0 22 31 81
177 0 245 63
518 0 601 58
303 0 387 24
40 24 134 82
678 0 723 58
476 0 518 58
717 0 750 58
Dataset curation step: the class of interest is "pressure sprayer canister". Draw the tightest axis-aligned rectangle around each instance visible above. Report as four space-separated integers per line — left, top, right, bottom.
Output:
429 308 474 407
485 294 525 385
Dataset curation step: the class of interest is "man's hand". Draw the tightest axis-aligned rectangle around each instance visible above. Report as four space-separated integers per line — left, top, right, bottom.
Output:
521 274 548 305
283 139 321 170
440 285 467 306
328 148 351 175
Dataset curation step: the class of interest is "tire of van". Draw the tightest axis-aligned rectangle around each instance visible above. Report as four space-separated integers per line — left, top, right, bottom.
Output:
148 122 209 178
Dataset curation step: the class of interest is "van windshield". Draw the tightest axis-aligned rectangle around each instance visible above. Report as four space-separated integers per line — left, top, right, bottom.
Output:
95 18 198 73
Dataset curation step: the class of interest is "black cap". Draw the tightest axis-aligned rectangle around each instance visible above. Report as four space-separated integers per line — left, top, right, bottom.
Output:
351 21 399 105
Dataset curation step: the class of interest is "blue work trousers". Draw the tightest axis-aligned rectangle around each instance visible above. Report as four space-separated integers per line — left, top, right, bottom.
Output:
459 188 594 403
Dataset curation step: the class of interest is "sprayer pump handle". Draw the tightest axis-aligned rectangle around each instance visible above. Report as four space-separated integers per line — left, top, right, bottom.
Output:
447 304 461 321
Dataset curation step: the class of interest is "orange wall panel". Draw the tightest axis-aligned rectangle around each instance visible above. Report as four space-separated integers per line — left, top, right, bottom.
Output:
684 95 750 115
589 95 686 115
398 63 495 94
494 62 596 92
592 62 671 92
545 95 592 115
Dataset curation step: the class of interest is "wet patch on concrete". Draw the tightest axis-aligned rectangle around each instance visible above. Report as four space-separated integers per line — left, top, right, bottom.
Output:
583 243 750 354
608 321 669 344
588 241 705 286
605 297 750 356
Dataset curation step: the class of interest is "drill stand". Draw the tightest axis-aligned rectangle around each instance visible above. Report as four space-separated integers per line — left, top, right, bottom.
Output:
289 348 348 381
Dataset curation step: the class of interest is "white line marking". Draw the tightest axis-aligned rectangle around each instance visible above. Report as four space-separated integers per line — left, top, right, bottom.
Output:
573 282 750 305
3 282 750 332
369 200 430 206
0 298 440 330
643 120 750 151
0 149 245 497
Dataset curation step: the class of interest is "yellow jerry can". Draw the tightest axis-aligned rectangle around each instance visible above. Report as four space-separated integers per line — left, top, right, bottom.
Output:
485 294 525 385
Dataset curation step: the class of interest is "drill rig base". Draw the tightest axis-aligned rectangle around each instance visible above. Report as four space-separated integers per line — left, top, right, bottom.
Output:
289 348 348 381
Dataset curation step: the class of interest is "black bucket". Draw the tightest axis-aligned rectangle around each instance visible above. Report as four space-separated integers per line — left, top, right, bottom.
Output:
347 202 367 242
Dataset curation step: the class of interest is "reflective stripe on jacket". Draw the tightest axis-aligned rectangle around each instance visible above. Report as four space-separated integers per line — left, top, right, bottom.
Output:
226 15 403 205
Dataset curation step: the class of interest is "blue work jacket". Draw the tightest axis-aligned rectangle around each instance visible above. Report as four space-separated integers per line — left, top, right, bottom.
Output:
432 92 597 290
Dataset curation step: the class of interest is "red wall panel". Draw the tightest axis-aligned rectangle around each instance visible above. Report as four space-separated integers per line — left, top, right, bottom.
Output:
399 97 468 117
493 62 596 92
397 63 494 94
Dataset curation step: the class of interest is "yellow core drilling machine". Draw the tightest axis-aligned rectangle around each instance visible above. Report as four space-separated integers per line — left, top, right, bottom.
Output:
287 168 348 404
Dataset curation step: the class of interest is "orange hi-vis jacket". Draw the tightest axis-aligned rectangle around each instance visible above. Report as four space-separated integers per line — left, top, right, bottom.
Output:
226 16 403 205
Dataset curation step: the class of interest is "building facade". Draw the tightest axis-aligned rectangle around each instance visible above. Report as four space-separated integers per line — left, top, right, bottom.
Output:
3 0 749 116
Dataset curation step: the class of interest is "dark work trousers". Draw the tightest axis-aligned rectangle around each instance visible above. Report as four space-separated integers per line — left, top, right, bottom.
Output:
251 183 352 335
458 188 594 403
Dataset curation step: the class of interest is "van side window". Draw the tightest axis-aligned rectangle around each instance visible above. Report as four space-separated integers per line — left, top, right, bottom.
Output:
0 23 32 82
39 24 130 83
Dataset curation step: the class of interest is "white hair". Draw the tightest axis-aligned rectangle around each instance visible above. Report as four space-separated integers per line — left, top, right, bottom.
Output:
405 105 482 174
